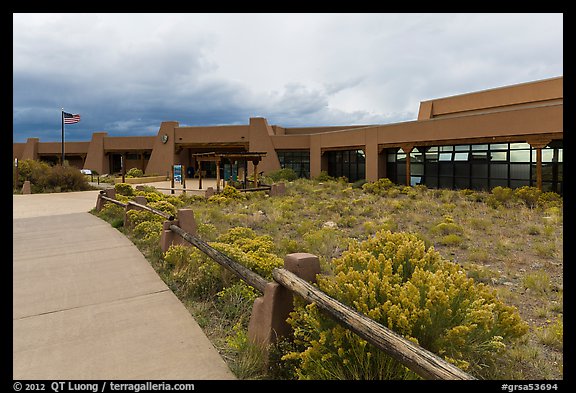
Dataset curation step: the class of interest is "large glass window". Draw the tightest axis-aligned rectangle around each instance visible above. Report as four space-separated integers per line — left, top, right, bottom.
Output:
384 140 562 193
326 149 366 182
276 150 310 178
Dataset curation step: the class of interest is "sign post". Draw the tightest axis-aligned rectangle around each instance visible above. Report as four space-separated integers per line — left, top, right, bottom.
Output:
14 158 19 190
174 164 182 183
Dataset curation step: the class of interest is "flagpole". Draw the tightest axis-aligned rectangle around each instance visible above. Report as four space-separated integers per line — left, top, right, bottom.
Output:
61 108 65 165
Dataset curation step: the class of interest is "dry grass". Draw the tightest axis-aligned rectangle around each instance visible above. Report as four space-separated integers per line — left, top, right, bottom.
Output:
180 178 563 379
100 178 563 380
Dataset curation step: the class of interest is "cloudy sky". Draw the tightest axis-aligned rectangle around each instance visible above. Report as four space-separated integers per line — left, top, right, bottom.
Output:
13 13 563 143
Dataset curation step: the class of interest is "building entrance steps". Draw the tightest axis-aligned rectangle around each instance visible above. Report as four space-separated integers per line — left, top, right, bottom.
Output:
13 191 236 380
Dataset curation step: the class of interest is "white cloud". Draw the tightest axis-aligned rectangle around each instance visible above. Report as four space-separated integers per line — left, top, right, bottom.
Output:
13 13 563 142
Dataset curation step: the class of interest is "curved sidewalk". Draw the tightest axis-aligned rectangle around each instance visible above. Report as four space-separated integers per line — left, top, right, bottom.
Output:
13 190 236 380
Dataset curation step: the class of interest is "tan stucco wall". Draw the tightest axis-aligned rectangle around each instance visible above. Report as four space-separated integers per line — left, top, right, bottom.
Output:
145 121 179 177
103 136 155 151
248 117 281 174
418 76 562 119
175 125 248 144
378 104 562 146
270 134 311 150
22 138 39 160
83 132 108 174
13 76 563 184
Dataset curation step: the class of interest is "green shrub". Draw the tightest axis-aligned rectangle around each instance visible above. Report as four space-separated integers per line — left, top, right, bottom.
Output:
163 227 283 300
126 167 144 178
15 160 91 193
284 230 528 379
115 182 134 196
44 165 91 192
351 179 367 189
267 168 298 182
208 185 247 203
514 186 541 209
537 192 562 209
148 200 177 217
440 234 464 247
132 220 163 242
314 171 336 182
430 215 463 235
490 186 515 206
362 178 395 196
522 271 551 295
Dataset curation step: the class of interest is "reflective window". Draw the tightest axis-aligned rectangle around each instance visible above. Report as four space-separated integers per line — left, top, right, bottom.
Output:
440 146 454 152
490 151 507 161
439 153 452 161
471 163 488 178
454 163 469 177
471 152 488 160
490 143 508 150
510 164 531 180
510 150 531 163
510 180 530 188
411 163 424 176
471 178 489 190
276 150 310 178
510 142 531 150
455 177 470 189
454 152 469 161
455 145 470 151
471 144 489 150
490 164 508 179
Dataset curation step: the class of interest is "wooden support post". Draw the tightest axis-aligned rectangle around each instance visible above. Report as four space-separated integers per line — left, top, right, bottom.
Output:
402 145 414 187
198 161 203 190
121 153 126 183
528 139 551 192
536 147 543 191
170 165 175 195
253 160 259 188
216 159 221 193
244 160 248 189
182 165 186 195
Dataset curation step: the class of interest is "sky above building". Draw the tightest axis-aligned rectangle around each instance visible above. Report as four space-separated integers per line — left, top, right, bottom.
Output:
13 13 563 143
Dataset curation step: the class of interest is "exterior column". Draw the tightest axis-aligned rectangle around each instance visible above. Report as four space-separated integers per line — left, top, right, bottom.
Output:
216 159 221 192
401 144 414 186
527 139 551 192
535 148 543 191
198 161 203 190
253 160 259 188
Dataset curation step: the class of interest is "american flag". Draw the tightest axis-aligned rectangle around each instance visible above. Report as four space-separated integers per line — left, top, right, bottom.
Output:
63 111 81 124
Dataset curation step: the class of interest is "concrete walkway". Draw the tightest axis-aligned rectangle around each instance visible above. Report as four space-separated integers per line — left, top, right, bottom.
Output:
13 190 236 380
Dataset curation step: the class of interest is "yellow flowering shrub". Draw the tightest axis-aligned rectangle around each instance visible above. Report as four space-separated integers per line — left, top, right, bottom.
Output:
162 226 282 299
208 185 247 203
284 230 528 379
114 182 134 196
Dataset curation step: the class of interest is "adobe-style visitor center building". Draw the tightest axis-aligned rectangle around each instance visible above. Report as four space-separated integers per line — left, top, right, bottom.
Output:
13 76 563 193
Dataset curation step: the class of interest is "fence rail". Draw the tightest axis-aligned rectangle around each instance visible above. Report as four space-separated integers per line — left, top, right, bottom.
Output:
99 192 174 220
95 188 476 380
272 268 475 380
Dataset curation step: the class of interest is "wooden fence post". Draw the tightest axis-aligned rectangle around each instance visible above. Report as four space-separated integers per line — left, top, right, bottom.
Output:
123 196 148 228
160 208 198 253
247 253 321 351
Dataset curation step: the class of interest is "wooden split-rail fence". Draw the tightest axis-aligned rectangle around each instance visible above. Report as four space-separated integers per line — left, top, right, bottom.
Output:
95 188 475 380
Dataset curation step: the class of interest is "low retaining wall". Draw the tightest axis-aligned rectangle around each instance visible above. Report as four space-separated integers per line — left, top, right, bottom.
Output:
114 176 167 184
